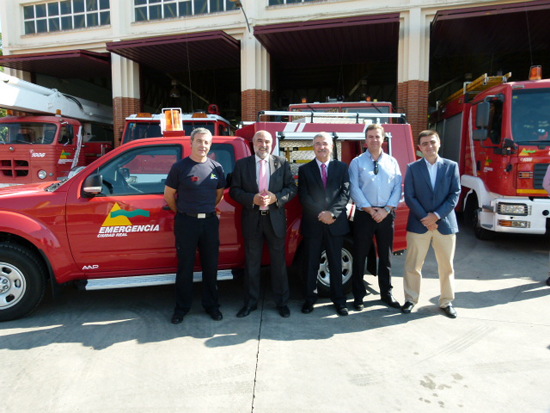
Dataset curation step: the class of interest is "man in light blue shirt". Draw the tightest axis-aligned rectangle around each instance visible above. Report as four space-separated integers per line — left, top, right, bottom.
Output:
349 124 402 311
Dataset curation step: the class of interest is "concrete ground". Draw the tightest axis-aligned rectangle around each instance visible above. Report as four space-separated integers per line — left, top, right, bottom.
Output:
1 222 549 413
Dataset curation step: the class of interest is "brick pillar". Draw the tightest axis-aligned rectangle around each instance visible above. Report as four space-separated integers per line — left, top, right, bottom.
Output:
241 89 271 122
398 80 429 145
113 97 140 147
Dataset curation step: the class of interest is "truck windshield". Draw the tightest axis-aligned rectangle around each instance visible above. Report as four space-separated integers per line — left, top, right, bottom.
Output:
183 122 215 136
123 122 162 143
511 89 550 144
0 122 58 144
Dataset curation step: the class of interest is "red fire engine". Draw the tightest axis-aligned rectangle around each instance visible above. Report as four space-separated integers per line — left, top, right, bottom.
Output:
0 72 114 187
121 104 233 144
430 67 550 239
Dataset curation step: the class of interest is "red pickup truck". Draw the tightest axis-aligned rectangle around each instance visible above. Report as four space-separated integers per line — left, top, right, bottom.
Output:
0 116 415 321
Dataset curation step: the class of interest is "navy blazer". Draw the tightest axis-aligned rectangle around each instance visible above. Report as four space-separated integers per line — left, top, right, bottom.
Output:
298 159 350 237
229 154 297 239
404 157 461 235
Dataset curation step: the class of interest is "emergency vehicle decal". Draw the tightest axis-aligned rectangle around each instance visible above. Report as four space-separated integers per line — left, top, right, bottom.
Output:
519 149 537 156
58 150 73 164
97 203 160 238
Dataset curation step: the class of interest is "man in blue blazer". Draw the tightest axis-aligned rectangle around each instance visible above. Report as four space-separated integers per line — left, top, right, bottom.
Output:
230 130 297 318
402 130 461 318
298 132 351 316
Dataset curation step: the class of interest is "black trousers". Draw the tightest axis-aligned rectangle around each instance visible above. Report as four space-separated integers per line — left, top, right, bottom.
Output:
174 213 220 315
303 226 346 307
352 209 394 301
243 214 289 307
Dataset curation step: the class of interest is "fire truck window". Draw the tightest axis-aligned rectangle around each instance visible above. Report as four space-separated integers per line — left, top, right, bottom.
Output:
220 125 230 136
184 123 216 136
43 129 56 144
487 101 503 145
512 89 550 142
209 143 235 178
95 145 182 196
59 125 73 145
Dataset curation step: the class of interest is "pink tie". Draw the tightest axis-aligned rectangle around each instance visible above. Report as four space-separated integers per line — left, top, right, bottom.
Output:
259 159 268 210
321 163 327 189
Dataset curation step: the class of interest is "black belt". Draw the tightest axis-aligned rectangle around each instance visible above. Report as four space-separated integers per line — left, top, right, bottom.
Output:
182 212 216 219
260 210 270 215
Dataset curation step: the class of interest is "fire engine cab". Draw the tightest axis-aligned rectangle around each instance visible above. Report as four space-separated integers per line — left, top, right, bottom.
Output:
0 72 114 187
430 67 550 238
121 104 233 144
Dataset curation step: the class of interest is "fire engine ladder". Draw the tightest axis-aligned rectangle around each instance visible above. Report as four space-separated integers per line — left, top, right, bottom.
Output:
442 72 512 105
0 72 113 124
259 110 399 159
258 110 407 125
276 130 394 160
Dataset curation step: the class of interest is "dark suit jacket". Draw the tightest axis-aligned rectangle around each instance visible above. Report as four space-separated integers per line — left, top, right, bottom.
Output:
298 159 350 237
229 154 297 239
404 157 461 235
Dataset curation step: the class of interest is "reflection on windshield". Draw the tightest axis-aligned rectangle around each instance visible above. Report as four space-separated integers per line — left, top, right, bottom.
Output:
0 123 58 144
123 122 162 143
512 89 550 143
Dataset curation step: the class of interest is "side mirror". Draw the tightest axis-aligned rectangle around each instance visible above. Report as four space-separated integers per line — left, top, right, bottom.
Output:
473 102 491 141
473 129 488 141
82 174 103 196
476 102 490 129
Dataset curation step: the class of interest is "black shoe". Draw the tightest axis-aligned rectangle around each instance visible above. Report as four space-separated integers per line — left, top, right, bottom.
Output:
171 313 185 324
381 293 401 309
236 305 257 318
301 302 314 314
402 301 414 314
442 305 457 319
278 305 290 318
207 308 223 321
336 305 349 316
353 300 364 311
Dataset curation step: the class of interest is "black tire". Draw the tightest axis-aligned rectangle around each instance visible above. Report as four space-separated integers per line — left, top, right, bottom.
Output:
546 276 550 287
0 243 46 322
316 237 354 297
465 194 495 240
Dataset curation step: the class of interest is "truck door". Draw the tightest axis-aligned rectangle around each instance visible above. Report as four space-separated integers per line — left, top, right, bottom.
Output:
65 144 182 275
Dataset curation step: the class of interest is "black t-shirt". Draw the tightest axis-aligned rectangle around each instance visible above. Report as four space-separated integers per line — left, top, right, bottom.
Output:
165 157 226 214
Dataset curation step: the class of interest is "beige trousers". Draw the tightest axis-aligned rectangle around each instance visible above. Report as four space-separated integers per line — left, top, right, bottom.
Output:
404 230 456 308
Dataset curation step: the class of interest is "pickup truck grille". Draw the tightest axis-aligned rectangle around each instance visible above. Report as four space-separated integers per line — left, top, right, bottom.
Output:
0 160 29 177
534 163 549 189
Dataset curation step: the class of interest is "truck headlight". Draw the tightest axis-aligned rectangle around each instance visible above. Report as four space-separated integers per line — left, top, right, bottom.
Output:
497 203 528 216
37 170 47 180
498 220 530 228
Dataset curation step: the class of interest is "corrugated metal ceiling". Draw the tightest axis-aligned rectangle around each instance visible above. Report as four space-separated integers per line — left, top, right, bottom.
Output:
106 30 240 73
0 50 111 79
254 13 401 68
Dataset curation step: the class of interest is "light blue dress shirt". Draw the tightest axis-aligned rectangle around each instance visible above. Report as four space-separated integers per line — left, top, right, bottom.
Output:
349 150 402 209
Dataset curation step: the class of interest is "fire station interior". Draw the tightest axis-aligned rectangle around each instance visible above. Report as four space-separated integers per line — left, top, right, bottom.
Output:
429 2 550 111
1 2 550 128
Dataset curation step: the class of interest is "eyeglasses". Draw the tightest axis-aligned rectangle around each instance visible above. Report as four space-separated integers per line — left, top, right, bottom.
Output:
373 160 379 175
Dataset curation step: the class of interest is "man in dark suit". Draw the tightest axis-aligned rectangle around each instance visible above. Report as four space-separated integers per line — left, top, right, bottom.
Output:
298 132 350 316
402 130 461 318
230 130 297 318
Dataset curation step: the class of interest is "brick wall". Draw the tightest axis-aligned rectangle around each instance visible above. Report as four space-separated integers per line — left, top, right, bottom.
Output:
113 97 141 147
242 89 271 122
398 80 429 145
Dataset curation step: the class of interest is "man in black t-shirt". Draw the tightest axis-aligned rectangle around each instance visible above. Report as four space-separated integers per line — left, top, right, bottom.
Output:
164 128 226 324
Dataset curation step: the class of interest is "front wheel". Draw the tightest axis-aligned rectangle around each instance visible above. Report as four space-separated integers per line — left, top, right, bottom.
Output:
316 238 354 297
0 243 46 322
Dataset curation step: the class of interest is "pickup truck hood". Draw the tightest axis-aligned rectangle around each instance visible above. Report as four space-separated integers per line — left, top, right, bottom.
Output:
0 181 67 211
